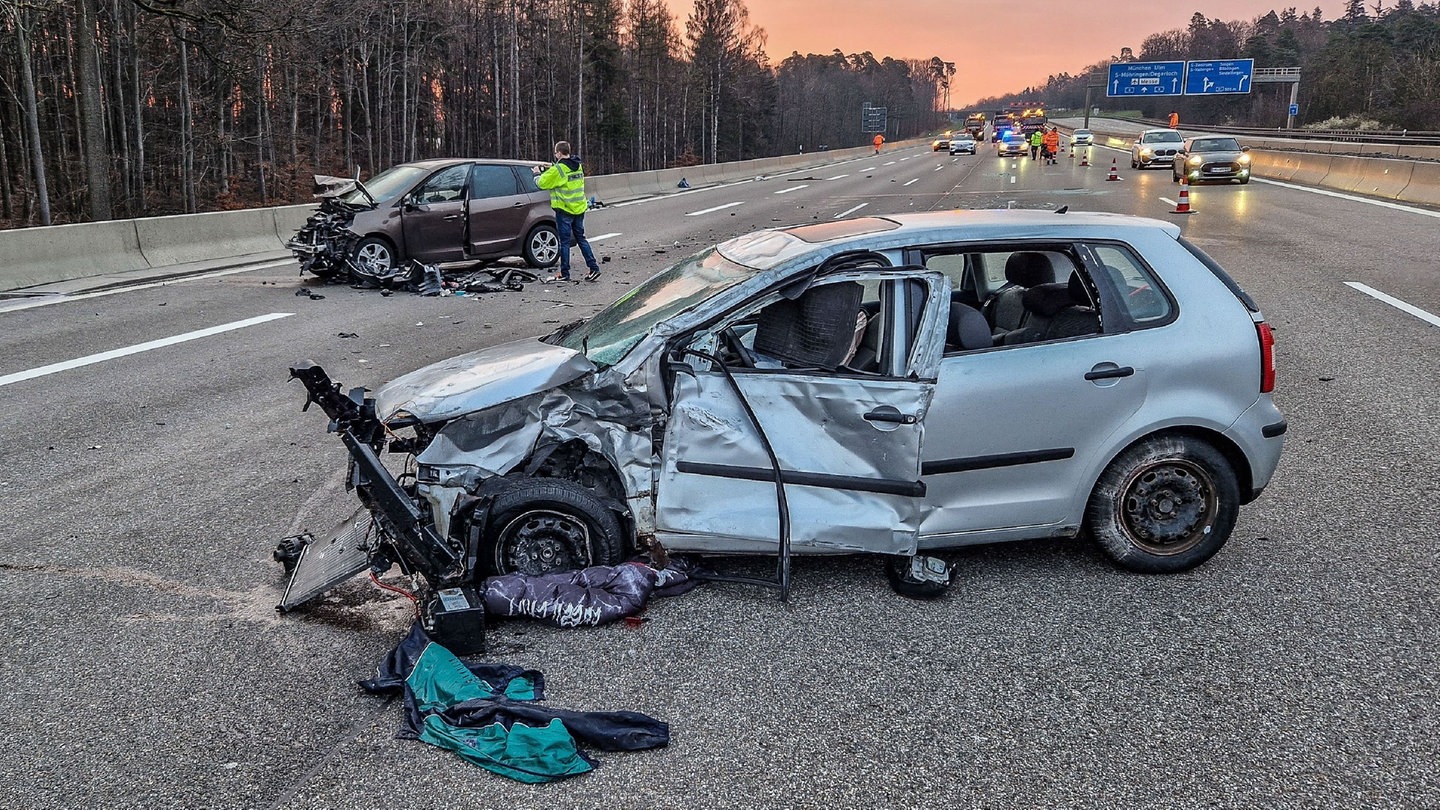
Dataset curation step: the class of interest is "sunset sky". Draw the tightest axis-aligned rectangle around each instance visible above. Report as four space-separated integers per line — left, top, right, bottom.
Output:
673 0 1349 105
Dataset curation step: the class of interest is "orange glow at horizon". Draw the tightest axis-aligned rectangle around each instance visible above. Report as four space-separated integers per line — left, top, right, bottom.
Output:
663 0 1346 106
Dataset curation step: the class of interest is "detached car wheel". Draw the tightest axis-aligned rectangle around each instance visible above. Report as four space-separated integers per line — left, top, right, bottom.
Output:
486 478 624 576
524 224 560 268
353 237 395 276
1084 435 1239 574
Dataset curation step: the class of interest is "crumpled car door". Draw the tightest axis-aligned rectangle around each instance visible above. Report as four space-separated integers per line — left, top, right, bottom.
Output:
654 271 947 556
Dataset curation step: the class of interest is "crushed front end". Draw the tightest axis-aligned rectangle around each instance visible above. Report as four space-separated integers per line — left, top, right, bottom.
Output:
280 362 467 611
286 196 366 279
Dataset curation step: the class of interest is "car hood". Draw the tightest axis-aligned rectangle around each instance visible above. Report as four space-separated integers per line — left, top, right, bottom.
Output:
374 338 595 424
1190 150 1245 161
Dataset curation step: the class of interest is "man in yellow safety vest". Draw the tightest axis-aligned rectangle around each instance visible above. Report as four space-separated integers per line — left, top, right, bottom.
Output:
534 141 601 282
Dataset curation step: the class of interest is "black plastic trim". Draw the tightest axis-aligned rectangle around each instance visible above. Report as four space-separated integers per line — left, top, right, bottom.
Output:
922 448 1075 476
675 460 926 497
1262 420 1288 438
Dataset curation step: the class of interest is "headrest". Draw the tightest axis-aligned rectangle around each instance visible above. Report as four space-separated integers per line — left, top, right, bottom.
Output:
1004 252 1052 288
1021 283 1074 317
1067 272 1094 306
948 305 992 351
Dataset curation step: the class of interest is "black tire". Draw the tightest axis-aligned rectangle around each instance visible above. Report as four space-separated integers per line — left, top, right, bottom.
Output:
353 237 396 276
884 556 952 600
485 478 625 576
1084 435 1240 574
523 224 560 268
1239 177 1250 185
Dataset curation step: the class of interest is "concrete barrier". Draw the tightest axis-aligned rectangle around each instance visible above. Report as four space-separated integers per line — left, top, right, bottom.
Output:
1 219 147 291
1398 161 1440 206
1328 155 1414 198
134 207 282 267
1288 153 1335 186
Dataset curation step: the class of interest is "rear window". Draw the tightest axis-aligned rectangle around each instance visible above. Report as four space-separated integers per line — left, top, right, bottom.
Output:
1178 237 1259 312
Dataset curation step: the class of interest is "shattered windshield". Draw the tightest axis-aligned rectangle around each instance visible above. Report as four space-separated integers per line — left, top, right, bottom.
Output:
549 248 756 366
342 165 431 205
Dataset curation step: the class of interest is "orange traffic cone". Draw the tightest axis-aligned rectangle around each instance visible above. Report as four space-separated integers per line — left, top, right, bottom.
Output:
1080 148 1089 167
1105 158 1119 181
1171 176 1193 214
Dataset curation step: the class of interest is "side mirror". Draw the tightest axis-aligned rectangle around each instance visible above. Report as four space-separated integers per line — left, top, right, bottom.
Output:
1241 146 1251 152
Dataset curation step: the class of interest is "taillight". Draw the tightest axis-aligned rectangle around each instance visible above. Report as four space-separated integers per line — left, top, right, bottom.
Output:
1256 322 1276 393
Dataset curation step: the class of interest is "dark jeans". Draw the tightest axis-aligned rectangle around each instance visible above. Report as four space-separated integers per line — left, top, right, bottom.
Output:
555 209 598 278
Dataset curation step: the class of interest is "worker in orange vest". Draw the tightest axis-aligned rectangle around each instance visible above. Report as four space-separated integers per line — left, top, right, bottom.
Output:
873 133 884 154
1042 127 1060 164
1168 110 1179 129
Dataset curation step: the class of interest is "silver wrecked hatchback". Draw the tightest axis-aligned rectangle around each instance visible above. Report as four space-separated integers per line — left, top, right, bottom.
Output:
285 210 1284 605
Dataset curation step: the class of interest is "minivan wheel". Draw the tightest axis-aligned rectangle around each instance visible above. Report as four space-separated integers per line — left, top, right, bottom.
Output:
353 237 395 276
1085 435 1239 574
486 478 624 576
523 224 560 268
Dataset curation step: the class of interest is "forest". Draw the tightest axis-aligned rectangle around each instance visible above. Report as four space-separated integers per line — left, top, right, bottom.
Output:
0 0 952 227
976 2 1440 134
7 0 1439 230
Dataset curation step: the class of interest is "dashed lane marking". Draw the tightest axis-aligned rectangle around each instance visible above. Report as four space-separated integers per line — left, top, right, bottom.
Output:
1344 282 1440 327
685 201 745 216
835 203 868 219
774 185 809 195
0 312 295 388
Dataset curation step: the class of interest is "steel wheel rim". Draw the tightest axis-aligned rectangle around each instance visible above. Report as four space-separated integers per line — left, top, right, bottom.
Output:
531 230 560 265
1115 457 1217 555
496 508 591 575
356 242 392 273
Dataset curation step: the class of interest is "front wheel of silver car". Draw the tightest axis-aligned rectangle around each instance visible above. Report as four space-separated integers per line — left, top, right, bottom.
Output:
1084 435 1239 574
523 224 560 268
486 478 624 576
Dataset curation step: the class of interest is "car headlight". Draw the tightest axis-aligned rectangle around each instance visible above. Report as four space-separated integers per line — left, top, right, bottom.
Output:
1238 154 1252 164
1188 156 1202 165
1140 148 1153 157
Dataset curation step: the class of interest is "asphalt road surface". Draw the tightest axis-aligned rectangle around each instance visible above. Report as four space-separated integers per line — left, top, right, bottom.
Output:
2 139 1437 809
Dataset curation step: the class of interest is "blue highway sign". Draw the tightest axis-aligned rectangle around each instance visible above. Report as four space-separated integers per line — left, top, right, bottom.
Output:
1107 61 1185 97
1184 59 1254 95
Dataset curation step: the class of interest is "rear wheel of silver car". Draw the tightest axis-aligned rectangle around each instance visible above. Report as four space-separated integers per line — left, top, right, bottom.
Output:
523 224 560 268
486 478 624 576
353 237 395 276
1085 435 1239 574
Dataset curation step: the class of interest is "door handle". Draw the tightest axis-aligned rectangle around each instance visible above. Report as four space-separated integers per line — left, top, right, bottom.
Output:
864 407 918 425
443 214 462 221
1084 365 1134 381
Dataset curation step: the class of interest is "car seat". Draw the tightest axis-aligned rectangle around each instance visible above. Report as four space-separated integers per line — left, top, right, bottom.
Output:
1001 273 1101 345
985 252 1053 338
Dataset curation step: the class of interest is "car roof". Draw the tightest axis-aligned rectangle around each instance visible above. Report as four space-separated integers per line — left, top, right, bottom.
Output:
397 157 548 171
719 210 1183 270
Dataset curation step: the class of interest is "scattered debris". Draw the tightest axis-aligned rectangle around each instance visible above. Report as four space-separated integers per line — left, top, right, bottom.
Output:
337 332 358 339
676 178 690 188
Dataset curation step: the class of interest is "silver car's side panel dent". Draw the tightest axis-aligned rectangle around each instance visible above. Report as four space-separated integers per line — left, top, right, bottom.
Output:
656 370 931 554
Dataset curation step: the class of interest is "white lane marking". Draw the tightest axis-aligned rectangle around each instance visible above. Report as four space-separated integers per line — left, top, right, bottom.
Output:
0 312 294 388
859 167 877 171
774 185 809 195
933 165 944 172
835 203 869 219
0 260 295 313
685 201 745 216
827 174 849 180
903 178 919 186
1159 197 1177 206
1255 178 1440 220
1344 282 1440 327
588 232 621 241
883 161 896 166
899 156 912 161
